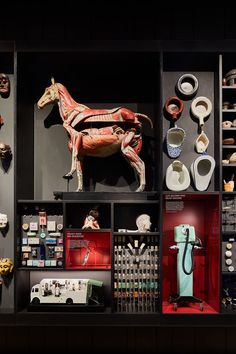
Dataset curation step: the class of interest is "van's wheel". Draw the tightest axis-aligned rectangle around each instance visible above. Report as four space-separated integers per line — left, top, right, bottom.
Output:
66 298 73 305
32 297 40 305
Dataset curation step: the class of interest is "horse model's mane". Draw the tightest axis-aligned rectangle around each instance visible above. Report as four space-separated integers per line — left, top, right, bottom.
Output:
56 83 90 113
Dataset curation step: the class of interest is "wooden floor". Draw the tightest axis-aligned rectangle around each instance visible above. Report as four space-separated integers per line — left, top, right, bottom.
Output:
0 326 235 353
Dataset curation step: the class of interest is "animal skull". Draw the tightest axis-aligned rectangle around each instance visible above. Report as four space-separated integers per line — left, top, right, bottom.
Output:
0 258 13 276
0 143 11 160
0 73 10 97
0 213 8 229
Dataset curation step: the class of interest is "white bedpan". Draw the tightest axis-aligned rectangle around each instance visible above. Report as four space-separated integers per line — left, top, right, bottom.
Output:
166 160 190 191
195 131 209 153
190 155 215 191
176 74 199 97
191 96 212 127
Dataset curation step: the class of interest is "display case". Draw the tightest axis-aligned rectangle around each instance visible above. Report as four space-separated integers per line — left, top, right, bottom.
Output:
1 41 236 326
162 193 220 314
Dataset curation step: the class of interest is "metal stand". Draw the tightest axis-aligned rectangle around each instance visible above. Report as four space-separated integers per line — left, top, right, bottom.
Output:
63 175 73 192
169 294 204 311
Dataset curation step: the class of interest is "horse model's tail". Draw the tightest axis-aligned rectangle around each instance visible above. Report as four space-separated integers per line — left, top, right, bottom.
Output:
135 113 153 128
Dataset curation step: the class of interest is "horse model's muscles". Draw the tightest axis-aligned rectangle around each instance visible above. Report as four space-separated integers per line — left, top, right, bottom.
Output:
37 79 152 192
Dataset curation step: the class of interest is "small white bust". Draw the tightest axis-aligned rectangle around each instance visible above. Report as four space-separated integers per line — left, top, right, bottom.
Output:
136 214 151 233
0 213 8 229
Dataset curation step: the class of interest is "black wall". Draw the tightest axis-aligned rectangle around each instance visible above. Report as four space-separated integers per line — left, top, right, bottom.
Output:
0 3 233 42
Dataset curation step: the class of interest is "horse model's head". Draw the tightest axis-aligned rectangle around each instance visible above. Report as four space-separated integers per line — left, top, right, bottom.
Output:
37 77 59 109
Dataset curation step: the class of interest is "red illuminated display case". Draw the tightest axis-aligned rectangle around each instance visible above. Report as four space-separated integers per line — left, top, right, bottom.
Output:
162 193 220 314
65 230 111 269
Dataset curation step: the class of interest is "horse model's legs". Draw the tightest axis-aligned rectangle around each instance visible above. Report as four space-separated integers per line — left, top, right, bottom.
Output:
121 131 146 192
76 158 83 192
63 125 84 191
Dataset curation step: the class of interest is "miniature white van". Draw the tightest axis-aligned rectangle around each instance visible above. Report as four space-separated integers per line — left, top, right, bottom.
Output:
30 278 103 305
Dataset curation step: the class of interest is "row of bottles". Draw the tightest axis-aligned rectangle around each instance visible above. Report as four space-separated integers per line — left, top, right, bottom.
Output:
113 235 159 313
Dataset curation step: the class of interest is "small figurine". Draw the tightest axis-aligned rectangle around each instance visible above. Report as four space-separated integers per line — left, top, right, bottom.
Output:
0 73 10 98
82 207 100 230
136 214 152 233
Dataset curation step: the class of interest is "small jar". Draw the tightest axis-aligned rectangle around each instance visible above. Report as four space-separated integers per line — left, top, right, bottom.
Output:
226 243 233 250
223 101 231 110
224 181 234 192
225 250 233 257
228 265 235 272
226 258 233 266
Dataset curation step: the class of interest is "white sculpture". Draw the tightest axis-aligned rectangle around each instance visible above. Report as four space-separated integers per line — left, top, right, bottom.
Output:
0 213 8 229
136 214 152 233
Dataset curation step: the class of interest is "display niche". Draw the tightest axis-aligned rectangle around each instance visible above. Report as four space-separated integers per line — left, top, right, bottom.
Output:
162 193 220 314
17 202 64 269
222 194 236 313
15 50 160 319
16 51 160 199
113 201 160 313
221 54 236 193
162 53 220 193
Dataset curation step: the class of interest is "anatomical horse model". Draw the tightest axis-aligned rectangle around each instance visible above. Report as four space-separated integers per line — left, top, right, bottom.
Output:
37 78 153 192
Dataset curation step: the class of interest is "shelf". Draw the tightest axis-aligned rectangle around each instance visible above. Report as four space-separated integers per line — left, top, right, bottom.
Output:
222 145 236 148
221 308 236 314
27 303 106 313
54 192 159 201
222 110 236 113
222 86 236 89
222 231 236 234
15 309 162 326
113 232 159 236
18 199 63 204
222 164 236 167
18 267 64 271
223 192 236 195
66 228 111 232
222 128 236 131
163 191 220 196
64 268 111 271
222 271 236 275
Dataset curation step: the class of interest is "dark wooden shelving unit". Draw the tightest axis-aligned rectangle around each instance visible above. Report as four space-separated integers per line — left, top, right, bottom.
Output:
1 41 236 327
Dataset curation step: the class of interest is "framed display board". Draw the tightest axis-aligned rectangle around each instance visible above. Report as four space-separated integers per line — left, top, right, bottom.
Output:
65 230 112 269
